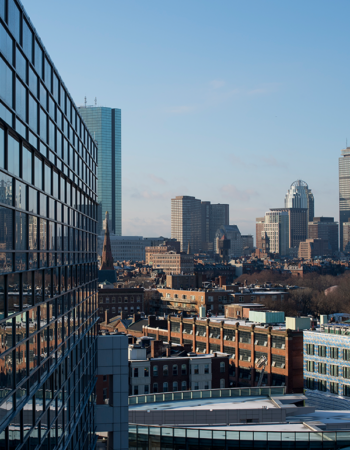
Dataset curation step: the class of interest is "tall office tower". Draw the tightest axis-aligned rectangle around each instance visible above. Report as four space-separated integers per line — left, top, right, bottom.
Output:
342 220 350 252
284 180 314 223
308 217 339 255
201 201 229 252
79 106 121 236
263 211 289 256
255 217 265 250
0 1 98 448
171 196 201 253
270 208 308 251
339 148 350 251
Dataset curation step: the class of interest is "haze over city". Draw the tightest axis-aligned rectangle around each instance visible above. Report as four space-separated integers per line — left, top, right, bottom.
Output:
21 0 350 237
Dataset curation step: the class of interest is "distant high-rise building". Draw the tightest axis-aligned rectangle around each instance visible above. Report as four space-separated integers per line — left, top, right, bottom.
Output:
339 148 350 251
308 217 339 255
201 201 229 251
343 220 350 252
171 196 201 252
285 180 314 223
214 225 243 258
271 208 308 251
263 211 289 256
79 106 121 235
0 1 98 447
255 217 265 251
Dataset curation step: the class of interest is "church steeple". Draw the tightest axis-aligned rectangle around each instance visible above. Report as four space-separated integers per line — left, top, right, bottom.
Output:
100 211 114 270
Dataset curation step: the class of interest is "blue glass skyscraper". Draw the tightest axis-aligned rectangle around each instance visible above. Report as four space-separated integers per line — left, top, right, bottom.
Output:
78 106 122 236
0 0 99 448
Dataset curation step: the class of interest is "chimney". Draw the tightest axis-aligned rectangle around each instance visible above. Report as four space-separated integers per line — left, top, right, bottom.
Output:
166 347 171 357
151 340 163 358
105 310 108 324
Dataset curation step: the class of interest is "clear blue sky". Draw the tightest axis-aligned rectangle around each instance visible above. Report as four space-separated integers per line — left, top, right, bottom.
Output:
23 0 350 238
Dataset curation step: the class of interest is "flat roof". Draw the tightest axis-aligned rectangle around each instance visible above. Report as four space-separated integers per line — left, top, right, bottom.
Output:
129 396 278 412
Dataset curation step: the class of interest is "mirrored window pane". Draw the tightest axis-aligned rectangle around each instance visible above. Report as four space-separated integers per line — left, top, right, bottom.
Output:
22 146 33 184
7 135 20 176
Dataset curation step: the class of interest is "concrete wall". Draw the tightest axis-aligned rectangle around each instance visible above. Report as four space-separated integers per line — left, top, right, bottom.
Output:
96 335 129 450
129 407 286 426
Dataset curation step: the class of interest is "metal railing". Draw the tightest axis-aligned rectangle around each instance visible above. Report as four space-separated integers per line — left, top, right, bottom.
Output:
129 425 350 446
128 386 285 405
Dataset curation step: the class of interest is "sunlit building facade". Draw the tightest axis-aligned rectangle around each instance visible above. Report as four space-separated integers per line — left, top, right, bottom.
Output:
339 148 350 251
0 0 98 447
78 106 121 236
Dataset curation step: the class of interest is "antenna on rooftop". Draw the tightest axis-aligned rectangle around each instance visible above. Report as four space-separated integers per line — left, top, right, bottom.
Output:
84 96 87 107
95 97 97 106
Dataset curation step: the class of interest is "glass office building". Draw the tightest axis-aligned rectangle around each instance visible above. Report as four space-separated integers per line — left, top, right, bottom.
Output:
0 0 99 448
339 148 350 251
78 106 121 236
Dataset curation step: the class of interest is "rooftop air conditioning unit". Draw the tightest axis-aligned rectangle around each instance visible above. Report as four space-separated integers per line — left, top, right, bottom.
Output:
239 355 243 360
248 357 251 362
264 342 268 347
281 363 285 369
282 344 286 349
272 361 276 367
272 343 276 348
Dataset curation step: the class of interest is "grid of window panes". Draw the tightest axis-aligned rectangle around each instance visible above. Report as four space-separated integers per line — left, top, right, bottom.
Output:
0 0 98 448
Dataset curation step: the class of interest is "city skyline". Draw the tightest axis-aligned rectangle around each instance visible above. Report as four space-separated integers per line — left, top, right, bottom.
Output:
22 1 350 238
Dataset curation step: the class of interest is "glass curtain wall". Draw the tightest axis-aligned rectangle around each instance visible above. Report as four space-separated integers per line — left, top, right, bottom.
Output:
0 0 98 448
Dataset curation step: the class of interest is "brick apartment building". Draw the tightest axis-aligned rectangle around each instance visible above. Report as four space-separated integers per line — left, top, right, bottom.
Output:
98 287 144 322
148 251 194 275
128 342 229 395
158 287 290 316
133 315 304 394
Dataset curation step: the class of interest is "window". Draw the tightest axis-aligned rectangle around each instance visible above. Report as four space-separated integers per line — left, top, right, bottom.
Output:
306 344 314 355
318 362 327 374
344 385 350 397
172 364 178 376
144 367 149 377
144 385 149 394
194 382 199 390
305 378 315 390
330 365 339 377
181 381 187 391
173 381 178 391
220 378 225 388
112 297 116 303
103 375 107 382
103 388 107 401
153 383 158 393
319 379 327 392
153 366 158 377
344 349 350 361
163 365 168 376
330 347 338 359
163 382 168 392
133 386 138 395
133 368 138 378
193 364 199 375
318 345 326 357
220 362 225 373
181 364 187 375
105 297 109 303
204 364 209 374
306 361 314 373
330 382 338 394
344 367 350 379
111 307 116 314
118 297 122 303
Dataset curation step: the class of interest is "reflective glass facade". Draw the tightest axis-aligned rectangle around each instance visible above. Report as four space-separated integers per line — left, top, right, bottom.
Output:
0 0 98 448
78 107 121 236
339 149 350 251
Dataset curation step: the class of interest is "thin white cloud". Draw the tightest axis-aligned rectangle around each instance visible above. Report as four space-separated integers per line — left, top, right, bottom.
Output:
149 174 167 185
220 184 259 202
210 79 225 89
